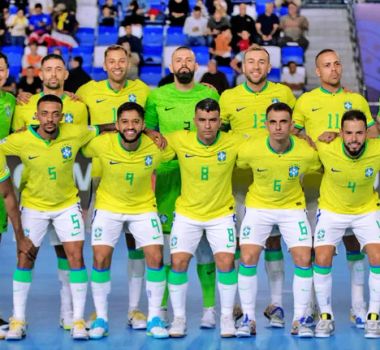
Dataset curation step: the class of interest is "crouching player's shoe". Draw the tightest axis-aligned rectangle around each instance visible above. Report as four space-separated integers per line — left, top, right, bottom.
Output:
89 318 109 340
60 313 73 331
236 314 256 338
264 304 285 328
71 319 89 340
200 307 216 329
5 318 26 340
220 314 236 338
350 304 367 329
147 316 169 339
315 314 335 338
290 317 314 338
169 316 187 338
364 313 380 339
0 318 9 339
128 309 147 330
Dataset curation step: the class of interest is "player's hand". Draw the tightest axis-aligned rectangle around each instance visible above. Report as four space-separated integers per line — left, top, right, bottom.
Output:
16 91 32 105
14 126 27 133
145 129 167 149
296 133 316 150
64 91 81 102
17 236 37 261
318 131 338 143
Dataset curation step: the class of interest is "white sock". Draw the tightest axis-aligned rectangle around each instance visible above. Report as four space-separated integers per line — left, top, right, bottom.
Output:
13 281 31 321
217 269 237 316
69 268 88 321
91 281 111 321
314 265 333 316
58 269 72 318
168 270 188 319
348 259 365 309
265 258 284 306
146 280 166 321
128 257 145 312
293 266 313 320
238 264 257 320
368 270 380 315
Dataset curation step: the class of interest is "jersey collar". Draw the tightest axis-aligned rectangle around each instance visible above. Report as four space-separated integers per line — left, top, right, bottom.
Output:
28 125 60 145
319 86 343 95
107 80 128 93
117 133 141 152
341 139 367 160
196 131 221 146
243 81 269 94
266 135 294 154
40 91 66 100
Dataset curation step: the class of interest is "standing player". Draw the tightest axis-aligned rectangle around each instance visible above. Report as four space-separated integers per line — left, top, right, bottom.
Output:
145 46 220 327
236 103 320 338
76 44 151 329
220 44 296 327
293 49 378 328
166 98 241 338
12 53 89 331
82 102 174 339
0 51 16 331
1 95 97 340
313 110 380 338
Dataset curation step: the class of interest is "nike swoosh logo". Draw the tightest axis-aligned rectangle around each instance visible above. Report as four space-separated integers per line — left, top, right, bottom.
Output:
109 161 120 165
96 99 106 103
298 237 308 241
28 156 39 160
236 107 247 112
226 243 235 248
152 235 161 239
312 107 321 112
165 107 175 111
185 154 195 158
331 168 341 172
71 231 80 236
257 168 267 172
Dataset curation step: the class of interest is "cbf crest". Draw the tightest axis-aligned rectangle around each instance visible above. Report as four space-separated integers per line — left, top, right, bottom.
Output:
128 94 137 103
344 101 352 110
217 151 226 162
64 113 74 123
365 167 374 178
272 98 280 103
145 155 153 167
61 145 73 161
5 104 11 118
289 165 299 178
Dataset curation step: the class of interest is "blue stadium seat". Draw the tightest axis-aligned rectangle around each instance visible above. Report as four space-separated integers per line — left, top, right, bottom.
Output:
166 26 186 46
143 46 163 65
140 65 162 86
1 46 23 63
268 67 281 82
48 46 70 63
191 46 209 65
76 27 96 46
9 65 21 79
281 46 304 65
91 67 107 81
71 46 94 69
277 6 288 17
256 4 266 16
97 26 118 46
218 66 235 87
143 26 164 47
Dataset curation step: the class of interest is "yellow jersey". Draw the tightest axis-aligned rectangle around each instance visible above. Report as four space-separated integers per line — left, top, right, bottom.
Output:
76 79 150 125
12 92 88 131
166 130 242 221
81 133 174 214
220 81 296 136
237 135 321 209
0 152 10 182
0 124 97 210
293 87 375 142
317 138 380 214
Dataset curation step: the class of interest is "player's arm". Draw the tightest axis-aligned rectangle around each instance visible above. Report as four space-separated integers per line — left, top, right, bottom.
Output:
144 128 167 149
219 91 231 132
80 136 99 158
236 140 252 169
11 106 26 132
79 125 100 147
144 92 159 131
0 134 22 155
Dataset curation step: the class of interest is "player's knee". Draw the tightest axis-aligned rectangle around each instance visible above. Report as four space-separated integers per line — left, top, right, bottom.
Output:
145 251 163 269
93 253 111 270
66 251 84 269
315 250 333 267
171 255 189 272
367 250 380 266
293 254 311 267
240 250 258 266
215 253 235 271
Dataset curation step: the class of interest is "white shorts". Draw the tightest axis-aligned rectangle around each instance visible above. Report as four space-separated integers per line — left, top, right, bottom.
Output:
21 204 85 248
91 209 164 249
314 209 380 250
239 208 312 249
170 213 236 255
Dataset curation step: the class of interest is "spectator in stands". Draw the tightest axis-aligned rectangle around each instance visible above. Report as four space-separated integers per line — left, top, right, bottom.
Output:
275 0 301 9
0 9 8 46
195 0 209 17
17 66 42 94
236 30 254 53
207 9 230 38
21 42 42 76
3 75 16 95
209 26 232 66
29 0 54 14
28 3 52 45
50 3 78 47
64 56 91 93
230 3 257 53
102 0 118 17
281 60 305 97
7 8 28 46
255 2 279 46
279 2 309 51
54 0 77 13
99 5 115 27
200 58 229 94
205 0 233 16
122 0 144 30
183 6 208 47
168 0 190 26
123 41 140 80
117 22 142 60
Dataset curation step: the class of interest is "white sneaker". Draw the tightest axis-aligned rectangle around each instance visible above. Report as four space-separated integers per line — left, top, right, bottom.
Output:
89 318 109 340
71 319 89 340
147 316 169 339
5 318 26 340
263 304 285 328
169 316 187 338
315 314 335 338
365 314 380 339
60 312 73 331
127 309 147 330
200 307 216 329
220 314 236 338
236 314 256 338
350 303 367 329
291 318 314 338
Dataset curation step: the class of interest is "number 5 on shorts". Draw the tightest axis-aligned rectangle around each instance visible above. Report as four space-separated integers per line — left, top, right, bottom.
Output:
71 214 80 230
